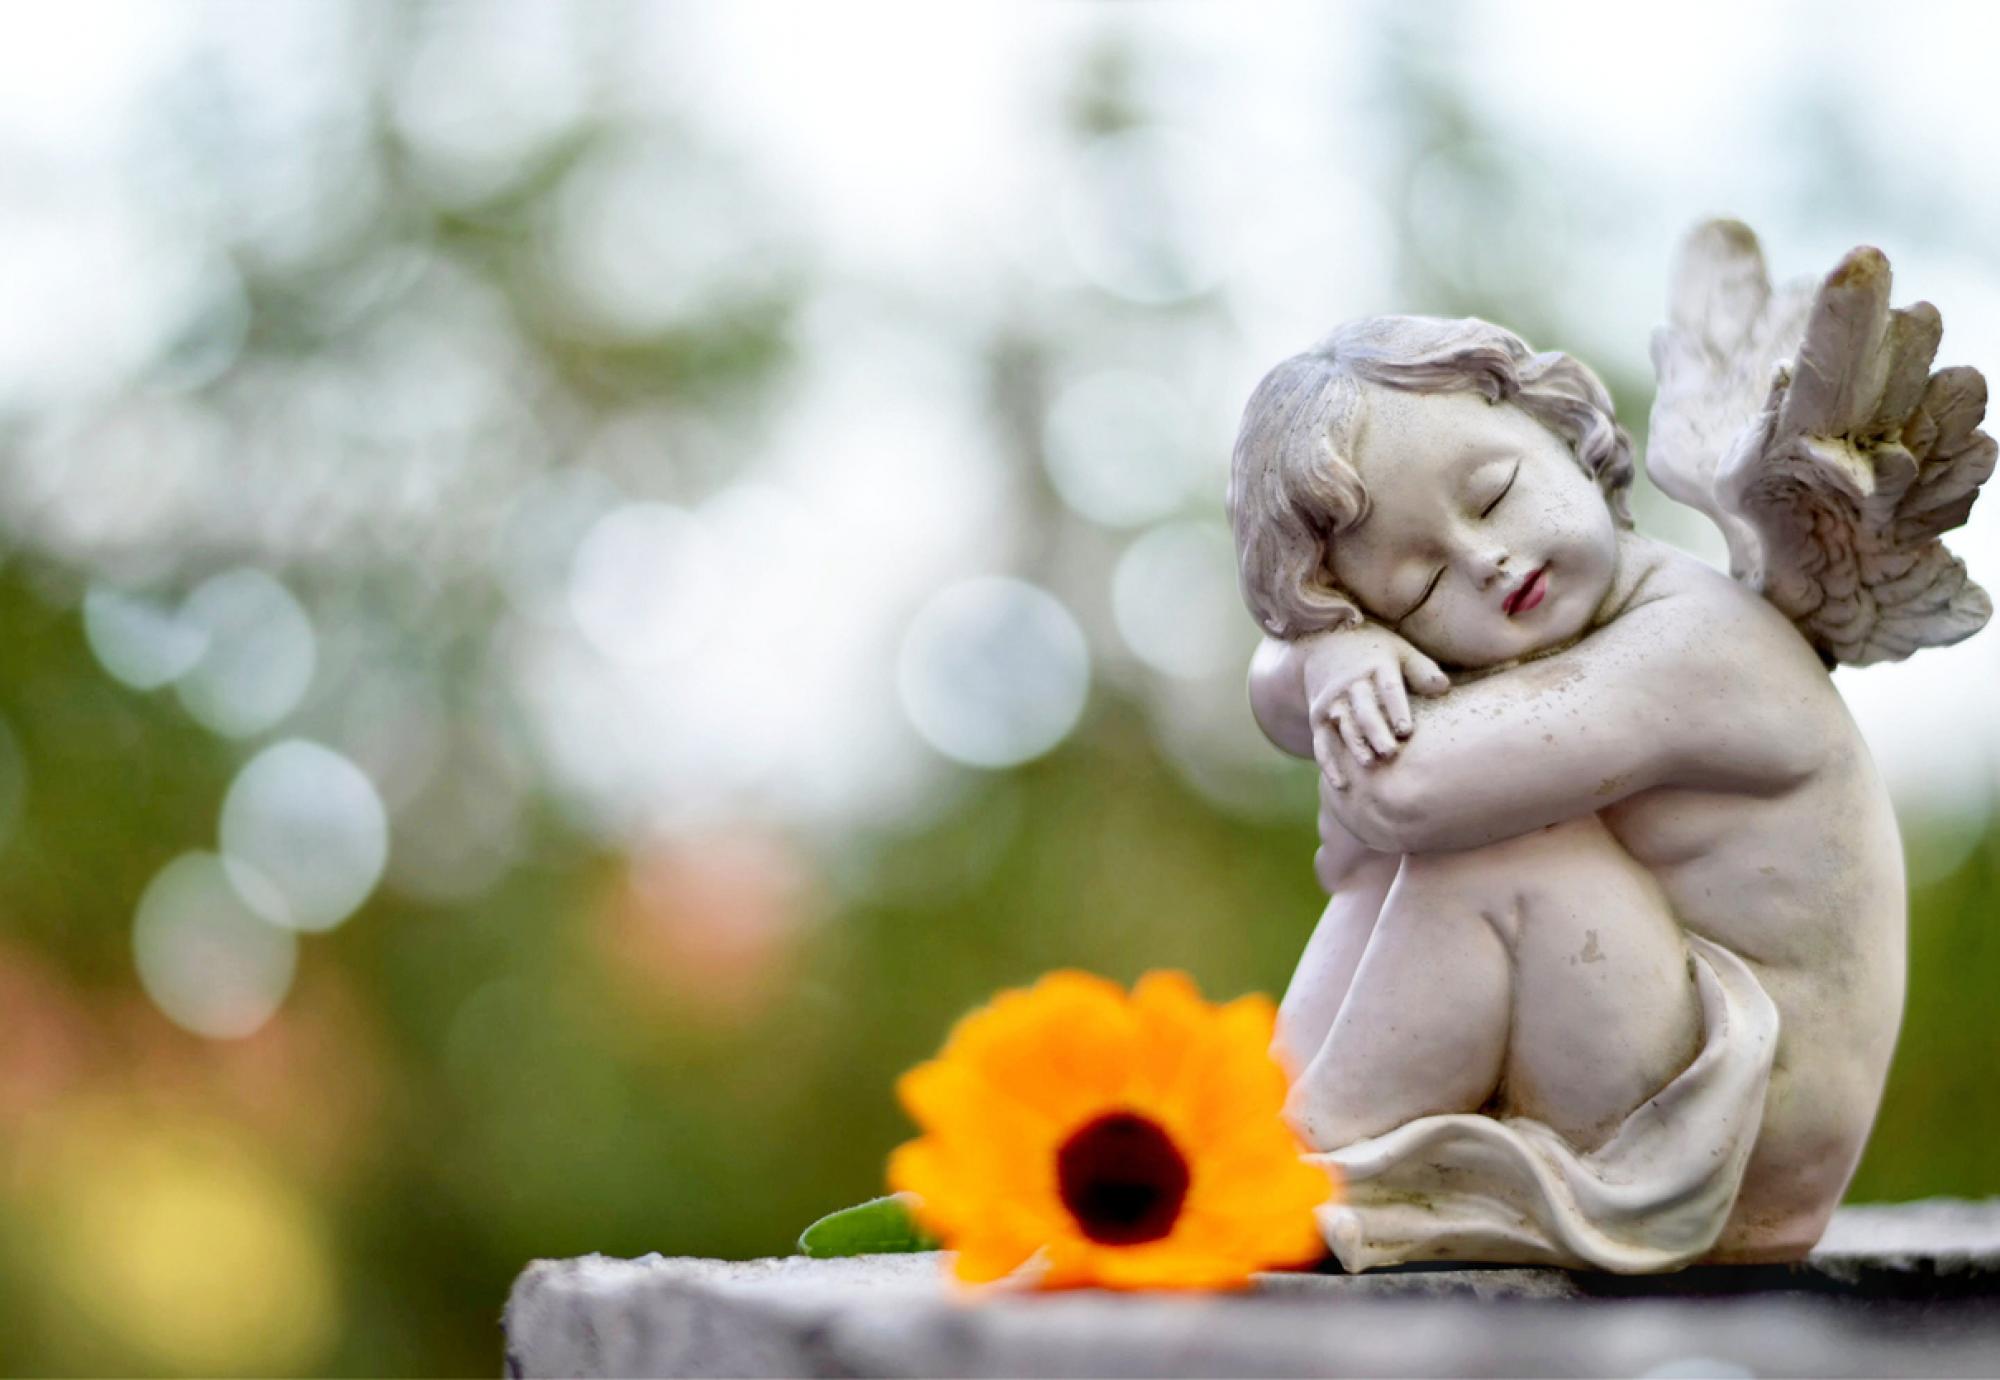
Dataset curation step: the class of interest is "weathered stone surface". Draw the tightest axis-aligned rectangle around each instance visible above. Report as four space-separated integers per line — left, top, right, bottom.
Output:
504 1199 2000 1378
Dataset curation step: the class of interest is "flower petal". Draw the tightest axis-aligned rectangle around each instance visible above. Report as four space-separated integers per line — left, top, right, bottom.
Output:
886 969 1330 1292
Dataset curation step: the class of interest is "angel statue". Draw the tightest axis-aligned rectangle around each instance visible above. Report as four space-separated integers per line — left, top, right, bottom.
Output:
1228 220 1993 1273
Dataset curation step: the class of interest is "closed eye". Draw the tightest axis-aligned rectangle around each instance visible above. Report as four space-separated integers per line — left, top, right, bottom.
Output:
1479 462 1520 518
1395 567 1444 625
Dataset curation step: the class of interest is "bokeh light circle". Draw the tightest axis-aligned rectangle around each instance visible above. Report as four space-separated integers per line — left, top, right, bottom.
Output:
220 739 389 933
496 468 623 623
83 584 208 690
1041 370 1202 529
132 852 297 1039
175 569 317 737
1112 521 1244 680
388 3 586 206
567 501 723 665
546 138 776 338
31 1111 339 1376
897 576 1090 769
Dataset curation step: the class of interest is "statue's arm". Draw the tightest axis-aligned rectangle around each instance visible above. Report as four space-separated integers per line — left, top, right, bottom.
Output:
1248 636 1424 892
1248 636 1314 759
1325 590 1823 854
1250 638 1383 890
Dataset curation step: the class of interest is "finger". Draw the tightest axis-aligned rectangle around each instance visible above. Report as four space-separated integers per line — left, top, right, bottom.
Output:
1349 681 1398 759
1399 646 1451 697
1311 718 1346 790
1373 664 1413 738
1333 699 1375 765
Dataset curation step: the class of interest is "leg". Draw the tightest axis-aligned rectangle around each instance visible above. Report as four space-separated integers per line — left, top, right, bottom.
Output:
1287 816 1702 1154
1285 848 1513 1150
1274 852 1398 1079
1499 818 1702 1150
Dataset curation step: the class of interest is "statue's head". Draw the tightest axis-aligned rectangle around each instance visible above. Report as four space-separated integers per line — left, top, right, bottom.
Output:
1226 316 1635 669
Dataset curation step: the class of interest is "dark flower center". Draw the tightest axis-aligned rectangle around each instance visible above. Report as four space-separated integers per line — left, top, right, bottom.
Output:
1055 1111 1190 1245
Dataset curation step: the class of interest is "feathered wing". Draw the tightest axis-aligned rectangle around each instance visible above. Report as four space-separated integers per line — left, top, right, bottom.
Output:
1646 220 1995 666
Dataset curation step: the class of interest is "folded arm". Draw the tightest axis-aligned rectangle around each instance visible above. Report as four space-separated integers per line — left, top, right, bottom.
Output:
1250 629 1443 886
1298 587 1826 854
1249 636 1315 759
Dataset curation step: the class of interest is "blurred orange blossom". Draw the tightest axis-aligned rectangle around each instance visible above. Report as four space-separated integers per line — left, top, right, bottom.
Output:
888 969 1334 1289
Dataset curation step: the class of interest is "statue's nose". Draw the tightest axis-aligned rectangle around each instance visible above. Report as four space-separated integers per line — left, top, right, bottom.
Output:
1467 549 1510 590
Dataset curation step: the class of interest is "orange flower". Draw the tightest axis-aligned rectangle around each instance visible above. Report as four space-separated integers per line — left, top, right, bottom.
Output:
887 970 1334 1289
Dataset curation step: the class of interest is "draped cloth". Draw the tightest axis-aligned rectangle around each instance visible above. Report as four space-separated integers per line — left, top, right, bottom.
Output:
1308 935 1779 1274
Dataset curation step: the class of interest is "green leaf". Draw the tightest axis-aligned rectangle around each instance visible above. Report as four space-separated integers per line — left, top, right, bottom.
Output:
796 1193 940 1257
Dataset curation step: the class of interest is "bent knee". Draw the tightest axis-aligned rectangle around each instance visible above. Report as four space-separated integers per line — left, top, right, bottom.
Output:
1400 812 1616 896
1401 814 1614 877
1391 815 1637 947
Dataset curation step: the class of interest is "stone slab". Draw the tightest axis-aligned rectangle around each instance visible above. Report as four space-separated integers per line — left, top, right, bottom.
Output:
503 1198 2000 1377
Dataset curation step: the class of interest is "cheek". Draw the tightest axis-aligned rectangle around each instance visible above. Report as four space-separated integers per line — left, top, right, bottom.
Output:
1526 483 1613 564
1411 593 1510 665
1564 494 1619 572
1543 498 1618 623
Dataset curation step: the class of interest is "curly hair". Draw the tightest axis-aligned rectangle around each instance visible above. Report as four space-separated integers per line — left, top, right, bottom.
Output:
1226 315 1634 639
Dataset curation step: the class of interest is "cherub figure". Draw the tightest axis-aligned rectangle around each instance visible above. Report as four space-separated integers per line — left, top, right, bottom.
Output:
1229 222 1994 1272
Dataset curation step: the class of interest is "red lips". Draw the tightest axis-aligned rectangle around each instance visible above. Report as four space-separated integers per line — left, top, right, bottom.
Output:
1503 566 1548 616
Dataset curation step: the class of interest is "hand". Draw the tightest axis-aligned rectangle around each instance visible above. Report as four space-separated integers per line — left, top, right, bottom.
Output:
1297 622 1450 788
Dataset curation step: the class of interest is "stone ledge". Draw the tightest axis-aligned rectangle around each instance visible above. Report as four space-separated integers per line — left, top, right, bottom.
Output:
503 1198 2000 1378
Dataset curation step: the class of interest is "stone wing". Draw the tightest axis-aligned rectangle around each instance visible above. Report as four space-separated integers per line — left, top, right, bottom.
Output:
1648 220 1993 665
